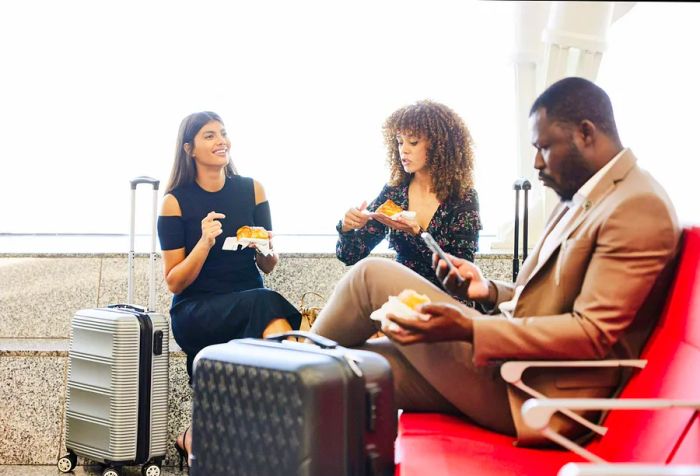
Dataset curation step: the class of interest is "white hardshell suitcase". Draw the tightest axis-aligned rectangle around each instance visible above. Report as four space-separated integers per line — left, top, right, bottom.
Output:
58 177 170 476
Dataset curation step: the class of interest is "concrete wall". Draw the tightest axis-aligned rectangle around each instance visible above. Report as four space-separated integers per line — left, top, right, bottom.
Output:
0 253 512 465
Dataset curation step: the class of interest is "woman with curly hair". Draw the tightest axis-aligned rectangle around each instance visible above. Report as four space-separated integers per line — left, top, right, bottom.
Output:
336 100 481 292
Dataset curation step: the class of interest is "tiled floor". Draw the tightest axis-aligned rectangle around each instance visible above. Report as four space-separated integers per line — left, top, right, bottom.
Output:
0 466 188 476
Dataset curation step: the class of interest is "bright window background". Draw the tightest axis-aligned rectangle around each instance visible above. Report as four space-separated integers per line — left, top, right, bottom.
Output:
597 2 699 228
0 0 516 248
0 2 697 252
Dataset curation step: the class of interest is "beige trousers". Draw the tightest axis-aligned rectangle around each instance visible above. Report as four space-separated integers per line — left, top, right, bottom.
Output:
311 257 516 436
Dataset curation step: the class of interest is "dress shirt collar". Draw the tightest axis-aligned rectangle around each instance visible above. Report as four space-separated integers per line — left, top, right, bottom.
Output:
563 148 627 208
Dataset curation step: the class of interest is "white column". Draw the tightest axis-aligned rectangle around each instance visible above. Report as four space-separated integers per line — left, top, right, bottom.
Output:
512 1 551 182
542 2 615 85
539 1 616 220
492 1 551 251
493 2 634 252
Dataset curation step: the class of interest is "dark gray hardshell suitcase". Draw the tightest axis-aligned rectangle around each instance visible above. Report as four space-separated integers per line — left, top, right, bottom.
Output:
189 332 396 476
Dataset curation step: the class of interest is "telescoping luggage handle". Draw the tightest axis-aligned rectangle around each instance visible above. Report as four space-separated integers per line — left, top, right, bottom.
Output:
128 176 160 311
513 178 531 282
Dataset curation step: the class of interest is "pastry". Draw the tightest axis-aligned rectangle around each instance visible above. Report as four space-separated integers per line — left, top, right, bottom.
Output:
236 226 269 240
397 289 431 310
375 199 404 217
369 289 431 331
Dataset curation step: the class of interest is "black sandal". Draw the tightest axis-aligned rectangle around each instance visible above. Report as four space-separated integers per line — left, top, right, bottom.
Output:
174 426 190 470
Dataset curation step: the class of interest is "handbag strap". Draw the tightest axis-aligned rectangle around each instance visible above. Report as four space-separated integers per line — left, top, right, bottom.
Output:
300 291 325 308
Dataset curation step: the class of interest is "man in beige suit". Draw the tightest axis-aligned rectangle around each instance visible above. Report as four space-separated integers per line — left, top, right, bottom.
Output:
311 77 680 445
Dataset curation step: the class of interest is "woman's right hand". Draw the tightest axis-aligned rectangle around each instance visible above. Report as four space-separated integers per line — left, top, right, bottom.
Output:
199 211 226 248
341 200 369 232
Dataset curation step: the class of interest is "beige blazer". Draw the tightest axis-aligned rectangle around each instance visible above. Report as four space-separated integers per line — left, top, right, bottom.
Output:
472 150 680 444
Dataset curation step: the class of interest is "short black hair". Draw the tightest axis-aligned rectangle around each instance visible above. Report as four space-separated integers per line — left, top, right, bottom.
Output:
530 77 619 140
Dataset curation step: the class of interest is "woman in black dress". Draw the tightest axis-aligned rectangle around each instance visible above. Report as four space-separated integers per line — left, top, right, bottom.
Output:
157 111 301 468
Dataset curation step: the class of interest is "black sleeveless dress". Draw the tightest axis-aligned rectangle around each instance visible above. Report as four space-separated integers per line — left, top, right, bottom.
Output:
157 175 301 378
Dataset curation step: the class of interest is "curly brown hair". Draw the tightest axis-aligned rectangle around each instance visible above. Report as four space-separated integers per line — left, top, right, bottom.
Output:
383 100 475 202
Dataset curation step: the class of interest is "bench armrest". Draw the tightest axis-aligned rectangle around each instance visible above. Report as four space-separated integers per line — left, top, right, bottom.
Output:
521 398 700 463
558 462 700 476
500 359 647 435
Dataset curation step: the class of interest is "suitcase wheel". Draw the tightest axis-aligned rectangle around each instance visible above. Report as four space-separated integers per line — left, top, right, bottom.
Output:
141 463 161 476
102 467 121 476
57 451 77 473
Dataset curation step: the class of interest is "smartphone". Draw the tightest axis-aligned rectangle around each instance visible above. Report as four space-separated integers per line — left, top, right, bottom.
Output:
421 232 463 281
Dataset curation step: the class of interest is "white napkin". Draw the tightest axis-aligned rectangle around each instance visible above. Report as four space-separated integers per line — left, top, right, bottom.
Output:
363 209 417 220
222 237 273 256
370 295 430 332
390 210 416 220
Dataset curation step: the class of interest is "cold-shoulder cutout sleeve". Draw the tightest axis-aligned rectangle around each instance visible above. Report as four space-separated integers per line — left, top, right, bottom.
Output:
253 180 267 205
254 201 272 231
160 193 182 216
157 216 185 250
158 193 185 250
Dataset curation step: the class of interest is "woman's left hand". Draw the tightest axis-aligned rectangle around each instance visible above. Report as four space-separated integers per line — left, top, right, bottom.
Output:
250 231 278 273
370 213 421 235
247 230 274 251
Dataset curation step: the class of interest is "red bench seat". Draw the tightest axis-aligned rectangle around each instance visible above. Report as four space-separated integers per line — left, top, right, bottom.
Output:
395 226 700 475
396 413 584 475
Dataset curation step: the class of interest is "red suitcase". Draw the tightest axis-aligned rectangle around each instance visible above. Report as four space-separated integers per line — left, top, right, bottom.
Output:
189 332 396 476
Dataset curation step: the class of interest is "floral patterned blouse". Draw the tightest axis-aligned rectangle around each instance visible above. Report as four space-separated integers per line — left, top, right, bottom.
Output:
336 183 481 293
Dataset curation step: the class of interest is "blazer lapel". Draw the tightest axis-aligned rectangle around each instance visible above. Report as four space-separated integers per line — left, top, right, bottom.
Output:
516 203 567 286
521 204 574 284
521 150 638 285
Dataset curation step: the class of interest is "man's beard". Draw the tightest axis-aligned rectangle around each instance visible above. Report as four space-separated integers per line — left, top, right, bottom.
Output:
541 143 596 202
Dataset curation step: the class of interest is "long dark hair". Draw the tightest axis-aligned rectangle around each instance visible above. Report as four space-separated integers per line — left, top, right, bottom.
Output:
165 111 238 193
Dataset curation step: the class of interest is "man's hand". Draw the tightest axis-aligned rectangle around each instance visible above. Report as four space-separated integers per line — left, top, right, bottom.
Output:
433 253 491 302
382 303 473 345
